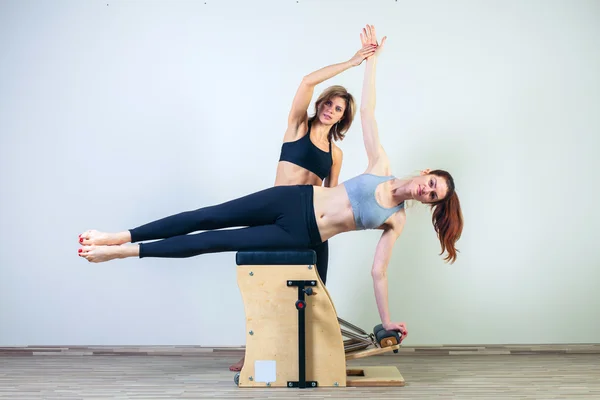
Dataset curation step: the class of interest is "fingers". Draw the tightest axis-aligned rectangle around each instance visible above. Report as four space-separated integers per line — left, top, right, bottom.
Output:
396 322 408 339
398 326 408 339
361 24 384 47
362 26 373 45
366 24 374 44
361 45 377 55
356 44 377 60
361 51 375 60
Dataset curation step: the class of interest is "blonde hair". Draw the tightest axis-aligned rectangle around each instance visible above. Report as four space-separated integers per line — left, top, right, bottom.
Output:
308 85 356 142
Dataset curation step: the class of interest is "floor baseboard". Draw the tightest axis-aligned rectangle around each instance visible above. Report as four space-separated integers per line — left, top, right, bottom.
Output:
1 344 599 356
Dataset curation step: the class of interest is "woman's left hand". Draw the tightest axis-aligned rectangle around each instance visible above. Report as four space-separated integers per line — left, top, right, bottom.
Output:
349 44 378 66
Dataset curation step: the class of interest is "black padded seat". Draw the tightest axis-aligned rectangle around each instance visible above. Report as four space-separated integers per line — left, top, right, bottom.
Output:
235 250 317 266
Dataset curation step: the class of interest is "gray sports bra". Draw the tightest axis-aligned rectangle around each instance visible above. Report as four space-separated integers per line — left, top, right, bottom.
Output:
343 174 404 230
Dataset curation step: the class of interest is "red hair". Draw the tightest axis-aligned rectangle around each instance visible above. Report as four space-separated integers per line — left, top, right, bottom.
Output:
428 170 463 263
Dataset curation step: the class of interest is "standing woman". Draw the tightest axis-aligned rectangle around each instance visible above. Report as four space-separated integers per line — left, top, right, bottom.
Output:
276 43 376 282
230 43 376 372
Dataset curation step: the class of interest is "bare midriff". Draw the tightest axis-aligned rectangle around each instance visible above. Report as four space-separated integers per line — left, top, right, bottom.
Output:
312 185 356 242
274 161 324 187
274 160 356 242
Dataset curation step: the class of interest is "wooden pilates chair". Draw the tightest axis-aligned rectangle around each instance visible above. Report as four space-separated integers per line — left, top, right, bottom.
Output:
233 249 405 388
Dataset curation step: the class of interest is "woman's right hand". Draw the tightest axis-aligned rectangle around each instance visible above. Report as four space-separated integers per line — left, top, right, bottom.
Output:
349 44 377 67
360 24 387 57
383 321 408 342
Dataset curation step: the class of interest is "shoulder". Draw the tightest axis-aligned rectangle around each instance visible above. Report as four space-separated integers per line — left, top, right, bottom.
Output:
332 142 343 162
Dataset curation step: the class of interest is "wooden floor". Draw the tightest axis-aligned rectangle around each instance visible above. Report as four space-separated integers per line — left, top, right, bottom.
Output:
1 353 599 399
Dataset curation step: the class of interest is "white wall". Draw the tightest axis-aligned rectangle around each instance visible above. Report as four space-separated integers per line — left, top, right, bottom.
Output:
1 0 599 346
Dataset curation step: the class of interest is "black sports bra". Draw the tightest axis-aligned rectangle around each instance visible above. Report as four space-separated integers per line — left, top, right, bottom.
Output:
278 122 333 180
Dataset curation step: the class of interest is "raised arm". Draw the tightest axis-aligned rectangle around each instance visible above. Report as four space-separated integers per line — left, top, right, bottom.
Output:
359 25 389 174
286 45 376 139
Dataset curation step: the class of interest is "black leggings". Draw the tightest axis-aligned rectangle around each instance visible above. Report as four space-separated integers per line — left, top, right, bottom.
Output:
312 240 329 285
129 185 323 259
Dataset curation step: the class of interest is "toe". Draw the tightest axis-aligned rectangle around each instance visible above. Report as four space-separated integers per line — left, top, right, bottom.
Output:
80 245 93 254
80 230 95 245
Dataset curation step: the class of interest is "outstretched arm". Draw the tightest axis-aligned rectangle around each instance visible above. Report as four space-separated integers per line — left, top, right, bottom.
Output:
371 228 398 324
371 216 408 340
286 45 376 137
359 25 389 173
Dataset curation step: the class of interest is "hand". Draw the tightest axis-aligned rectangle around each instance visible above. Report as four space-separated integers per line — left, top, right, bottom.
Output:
349 44 377 67
360 24 387 57
383 321 408 342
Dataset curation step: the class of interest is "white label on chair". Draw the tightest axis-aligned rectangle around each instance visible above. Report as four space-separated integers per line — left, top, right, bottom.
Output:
254 360 276 383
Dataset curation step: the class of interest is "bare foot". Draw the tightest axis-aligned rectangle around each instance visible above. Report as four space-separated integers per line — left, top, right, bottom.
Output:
79 230 130 246
78 244 138 263
229 356 245 372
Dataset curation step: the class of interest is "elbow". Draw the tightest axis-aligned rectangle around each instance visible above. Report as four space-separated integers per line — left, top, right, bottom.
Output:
360 107 375 116
371 268 387 280
301 76 316 88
